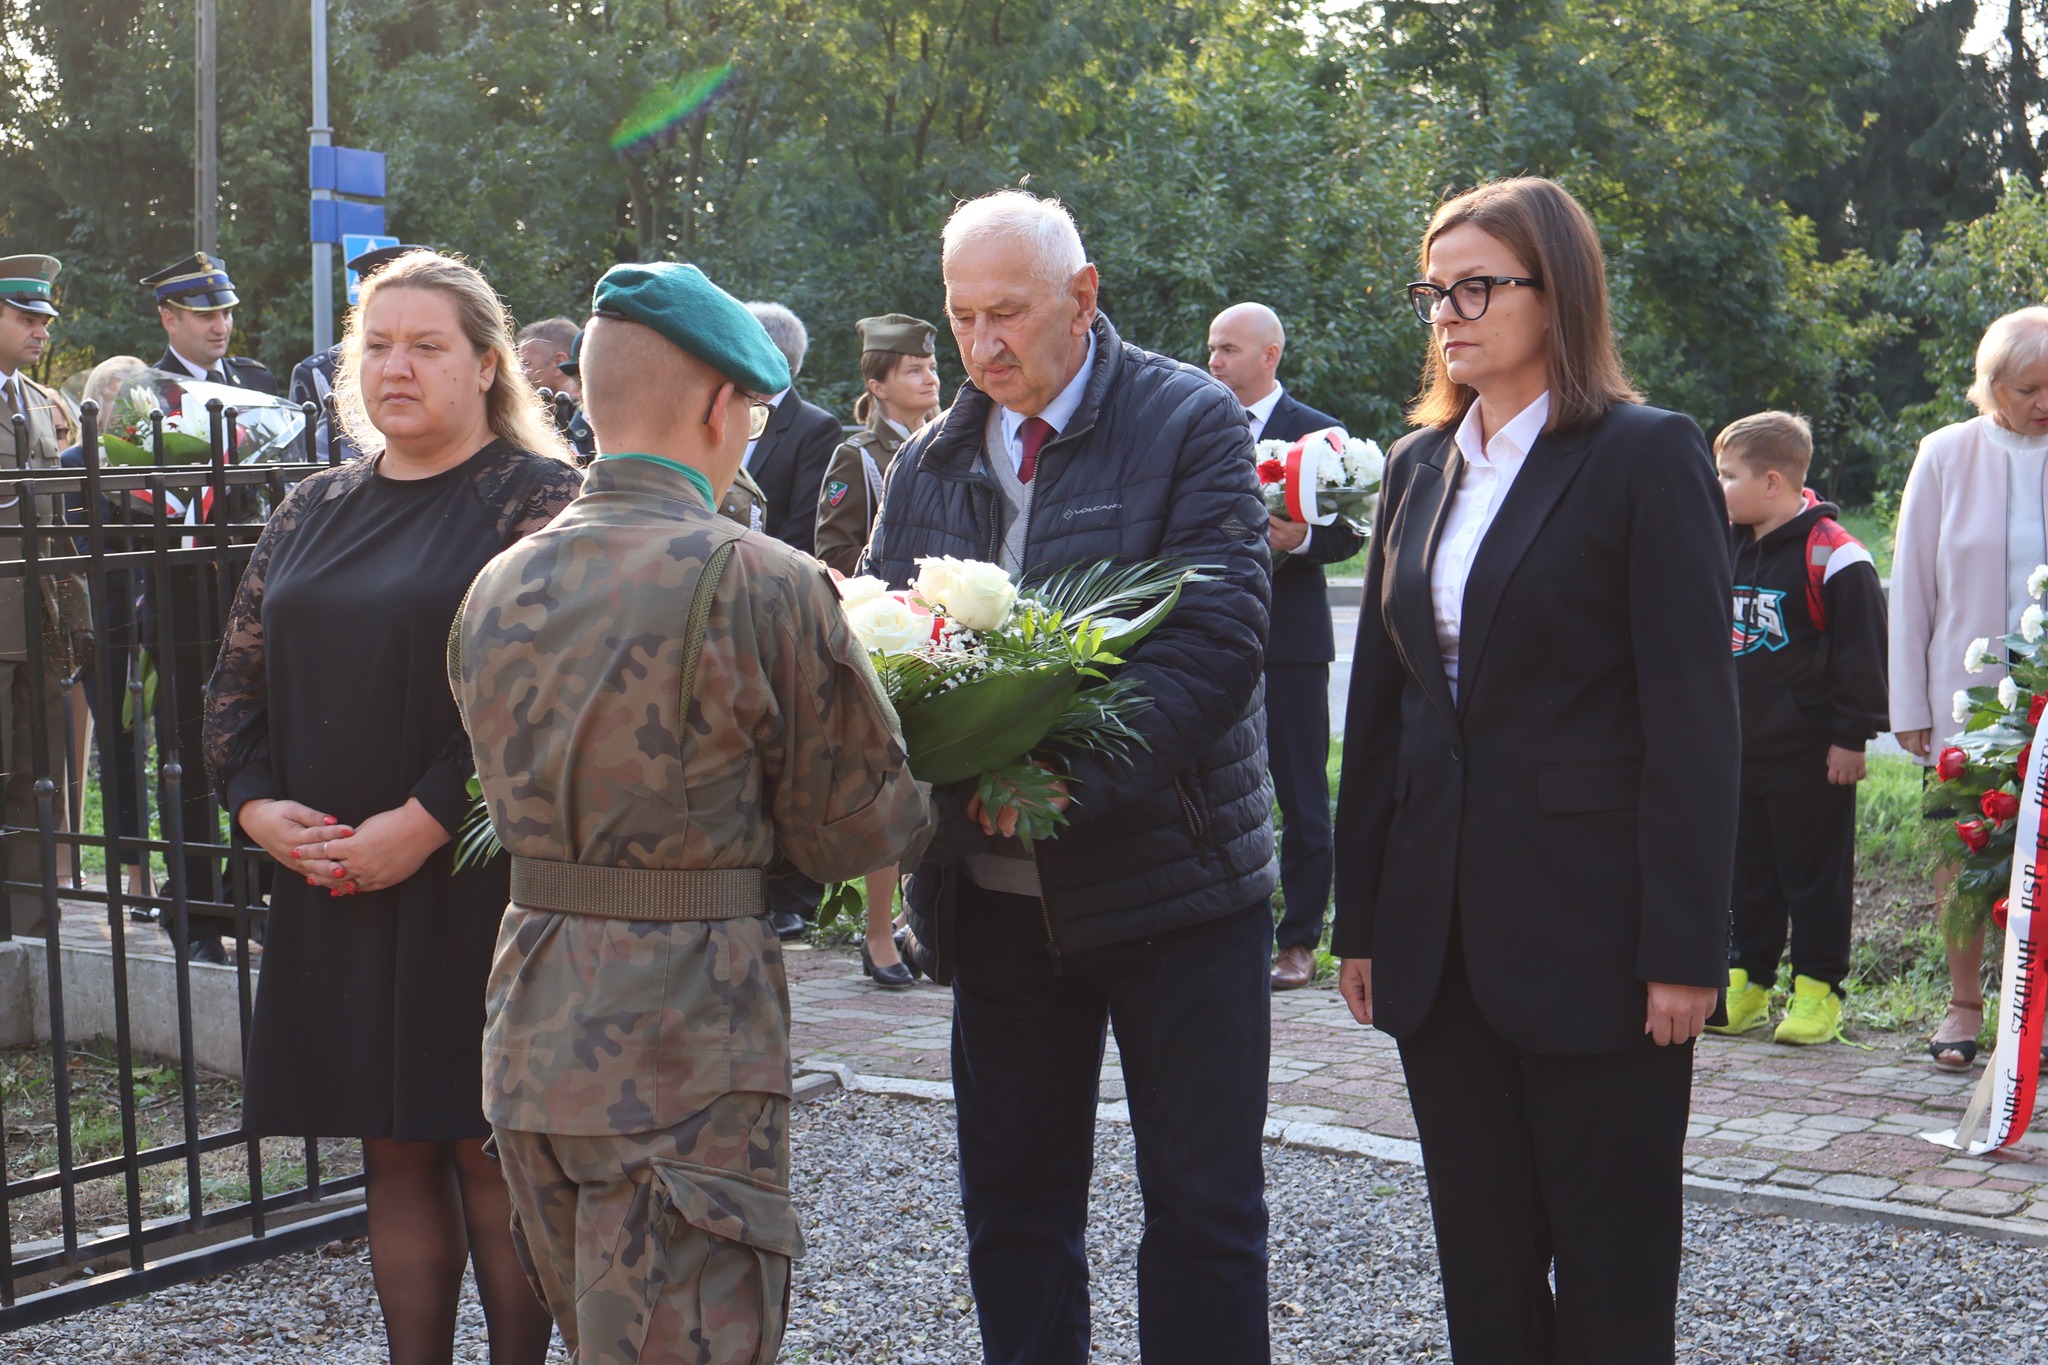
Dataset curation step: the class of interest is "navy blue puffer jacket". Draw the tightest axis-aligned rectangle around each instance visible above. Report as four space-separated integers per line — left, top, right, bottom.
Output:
863 314 1277 965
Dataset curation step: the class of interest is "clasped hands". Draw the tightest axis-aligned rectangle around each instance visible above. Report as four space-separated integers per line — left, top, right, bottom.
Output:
1337 960 1718 1045
238 797 450 896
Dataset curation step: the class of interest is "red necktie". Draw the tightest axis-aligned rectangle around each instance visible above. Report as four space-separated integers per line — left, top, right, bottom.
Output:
1018 417 1055 484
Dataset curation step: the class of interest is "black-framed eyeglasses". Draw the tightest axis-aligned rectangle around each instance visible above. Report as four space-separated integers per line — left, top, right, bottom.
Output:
1405 275 1543 325
704 385 775 440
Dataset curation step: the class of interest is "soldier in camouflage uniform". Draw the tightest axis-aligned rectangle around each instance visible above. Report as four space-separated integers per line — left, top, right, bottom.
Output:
0 255 91 934
811 313 940 578
450 261 932 1364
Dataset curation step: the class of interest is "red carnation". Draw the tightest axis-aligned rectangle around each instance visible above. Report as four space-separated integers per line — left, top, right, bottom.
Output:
1994 897 2011 931
1257 458 1286 486
1956 818 1992 853
1982 790 2021 823
1936 747 1969 782
2030 693 2047 727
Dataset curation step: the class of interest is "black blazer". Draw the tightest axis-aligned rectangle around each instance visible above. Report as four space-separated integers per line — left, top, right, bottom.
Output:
748 385 842 555
156 347 279 396
1260 391 1365 665
1330 402 1737 1055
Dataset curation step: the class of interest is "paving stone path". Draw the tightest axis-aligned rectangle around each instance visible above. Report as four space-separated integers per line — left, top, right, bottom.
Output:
786 944 2048 1241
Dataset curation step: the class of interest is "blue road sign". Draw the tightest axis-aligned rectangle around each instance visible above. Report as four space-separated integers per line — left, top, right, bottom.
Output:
309 146 388 198
342 233 400 304
311 199 386 244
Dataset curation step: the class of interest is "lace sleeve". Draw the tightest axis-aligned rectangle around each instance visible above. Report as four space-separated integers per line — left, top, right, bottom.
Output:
202 463 370 810
474 444 585 544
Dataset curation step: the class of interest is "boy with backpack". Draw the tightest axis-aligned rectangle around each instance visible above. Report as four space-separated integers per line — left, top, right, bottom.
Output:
1709 411 1889 1044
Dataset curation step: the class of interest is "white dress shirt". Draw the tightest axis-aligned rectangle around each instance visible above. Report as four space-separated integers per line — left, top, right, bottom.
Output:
742 386 791 471
166 347 215 381
1431 391 1551 697
996 332 1096 473
1243 383 1284 441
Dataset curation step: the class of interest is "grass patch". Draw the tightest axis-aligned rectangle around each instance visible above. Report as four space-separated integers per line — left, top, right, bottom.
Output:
1834 504 1895 580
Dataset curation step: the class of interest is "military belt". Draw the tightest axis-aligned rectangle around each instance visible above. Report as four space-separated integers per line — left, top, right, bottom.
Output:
509 857 767 922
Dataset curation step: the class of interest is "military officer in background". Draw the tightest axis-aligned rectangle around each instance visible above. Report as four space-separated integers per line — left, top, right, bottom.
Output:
813 313 940 577
0 255 91 934
140 253 277 394
451 261 932 1363
552 327 597 461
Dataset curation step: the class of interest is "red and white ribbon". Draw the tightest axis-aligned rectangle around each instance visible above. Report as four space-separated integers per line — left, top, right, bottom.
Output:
1281 428 1346 527
1929 719 2048 1153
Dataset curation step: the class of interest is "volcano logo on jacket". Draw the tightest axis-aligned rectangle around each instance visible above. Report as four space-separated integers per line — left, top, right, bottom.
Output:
1731 586 1788 655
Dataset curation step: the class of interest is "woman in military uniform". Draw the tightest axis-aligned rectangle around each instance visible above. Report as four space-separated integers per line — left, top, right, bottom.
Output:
813 314 938 988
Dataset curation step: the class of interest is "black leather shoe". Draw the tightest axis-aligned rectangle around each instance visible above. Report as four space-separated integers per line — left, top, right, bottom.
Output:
770 909 807 941
892 926 923 981
186 934 229 966
861 939 915 990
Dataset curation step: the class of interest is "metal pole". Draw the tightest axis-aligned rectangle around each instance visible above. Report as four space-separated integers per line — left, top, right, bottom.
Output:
310 0 334 353
195 0 218 254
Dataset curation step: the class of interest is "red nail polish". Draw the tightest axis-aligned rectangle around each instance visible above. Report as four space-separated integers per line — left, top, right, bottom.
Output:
290 849 301 859
323 816 338 825
306 877 317 886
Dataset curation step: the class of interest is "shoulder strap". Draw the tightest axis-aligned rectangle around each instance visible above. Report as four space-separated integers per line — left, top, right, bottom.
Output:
1803 517 1863 632
679 539 738 716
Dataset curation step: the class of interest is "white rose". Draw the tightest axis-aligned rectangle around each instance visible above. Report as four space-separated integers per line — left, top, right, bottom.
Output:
836 575 890 609
2000 677 2021 711
2031 565 2048 601
1965 637 1995 674
1954 690 1974 725
914 556 1016 632
844 594 931 655
2025 604 2046 644
943 560 1018 632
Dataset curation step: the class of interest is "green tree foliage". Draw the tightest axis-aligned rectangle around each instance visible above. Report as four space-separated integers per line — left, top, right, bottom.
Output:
2 0 2040 497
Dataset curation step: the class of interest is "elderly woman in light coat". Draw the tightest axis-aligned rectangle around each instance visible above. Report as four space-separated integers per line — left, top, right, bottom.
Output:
1891 305 2048 1068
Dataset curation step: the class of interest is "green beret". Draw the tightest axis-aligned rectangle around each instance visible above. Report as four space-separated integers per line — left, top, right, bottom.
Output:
857 313 937 358
591 262 791 395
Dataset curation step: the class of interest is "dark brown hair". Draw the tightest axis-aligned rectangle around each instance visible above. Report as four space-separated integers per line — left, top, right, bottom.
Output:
852 349 911 425
1408 177 1640 434
1715 410 1812 483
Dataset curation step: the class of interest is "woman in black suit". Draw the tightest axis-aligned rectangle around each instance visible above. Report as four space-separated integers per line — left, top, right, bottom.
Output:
1332 177 1737 1363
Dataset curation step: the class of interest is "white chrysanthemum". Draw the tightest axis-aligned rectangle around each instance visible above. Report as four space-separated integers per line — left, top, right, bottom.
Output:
2000 677 2021 710
1954 690 1975 725
1255 440 1291 461
1965 637 1995 674
2030 565 2048 601
2025 604 2046 644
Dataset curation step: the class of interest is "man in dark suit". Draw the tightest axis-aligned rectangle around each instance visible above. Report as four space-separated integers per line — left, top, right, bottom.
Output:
1209 302 1362 989
743 302 847 936
742 302 843 558
140 253 277 393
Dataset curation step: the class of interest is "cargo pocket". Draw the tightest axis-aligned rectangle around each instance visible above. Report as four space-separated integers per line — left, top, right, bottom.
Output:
642 1159 807 1365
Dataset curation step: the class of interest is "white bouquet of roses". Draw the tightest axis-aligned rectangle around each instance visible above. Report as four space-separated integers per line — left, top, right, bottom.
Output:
1255 426 1383 535
837 554 1200 847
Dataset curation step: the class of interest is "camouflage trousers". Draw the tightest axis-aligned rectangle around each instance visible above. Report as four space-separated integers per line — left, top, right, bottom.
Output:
492 1091 804 1365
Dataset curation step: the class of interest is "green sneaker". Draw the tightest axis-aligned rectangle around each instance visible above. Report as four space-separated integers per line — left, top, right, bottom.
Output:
1774 975 1845 1046
1706 968 1771 1035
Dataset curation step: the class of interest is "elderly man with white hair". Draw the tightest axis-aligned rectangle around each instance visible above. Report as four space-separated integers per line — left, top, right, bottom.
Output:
864 190 1276 1364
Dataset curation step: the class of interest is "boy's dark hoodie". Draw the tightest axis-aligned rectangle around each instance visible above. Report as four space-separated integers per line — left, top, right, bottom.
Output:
1729 491 1889 765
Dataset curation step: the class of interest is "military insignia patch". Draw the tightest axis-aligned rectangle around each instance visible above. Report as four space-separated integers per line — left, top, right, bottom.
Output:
826 479 849 507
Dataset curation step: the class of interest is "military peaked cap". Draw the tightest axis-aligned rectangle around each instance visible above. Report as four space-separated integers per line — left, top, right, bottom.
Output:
0 255 61 318
346 242 431 278
141 252 240 311
857 313 937 358
591 263 790 395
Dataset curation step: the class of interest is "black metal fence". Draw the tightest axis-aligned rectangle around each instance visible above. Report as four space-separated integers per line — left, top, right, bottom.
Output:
0 394 366 1329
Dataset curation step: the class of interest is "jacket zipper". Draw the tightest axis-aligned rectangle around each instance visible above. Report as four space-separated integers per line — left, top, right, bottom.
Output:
1173 774 1206 843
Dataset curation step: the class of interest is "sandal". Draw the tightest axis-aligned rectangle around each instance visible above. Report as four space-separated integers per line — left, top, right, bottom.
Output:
1929 998 1984 1071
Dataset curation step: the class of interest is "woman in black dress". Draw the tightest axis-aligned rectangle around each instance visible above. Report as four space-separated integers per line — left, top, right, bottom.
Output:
204 252 582 1364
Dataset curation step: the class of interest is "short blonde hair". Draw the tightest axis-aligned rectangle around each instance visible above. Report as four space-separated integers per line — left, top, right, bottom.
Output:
1715 410 1812 483
82 355 150 412
1969 307 2048 416
334 252 572 462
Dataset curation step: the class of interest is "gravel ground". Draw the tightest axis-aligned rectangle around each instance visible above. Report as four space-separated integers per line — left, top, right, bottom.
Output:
7 1091 2045 1363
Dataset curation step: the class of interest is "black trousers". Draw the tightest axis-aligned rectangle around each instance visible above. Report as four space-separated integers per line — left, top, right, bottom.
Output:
1398 940 1693 1365
1265 662 1333 952
1730 748 1854 992
152 565 229 937
766 868 822 923
951 882 1272 1365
